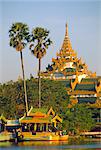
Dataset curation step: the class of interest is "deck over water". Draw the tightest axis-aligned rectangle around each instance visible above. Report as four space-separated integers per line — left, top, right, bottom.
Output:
81 131 101 136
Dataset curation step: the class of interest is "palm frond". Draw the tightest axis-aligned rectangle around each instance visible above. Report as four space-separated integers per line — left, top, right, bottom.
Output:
9 22 30 50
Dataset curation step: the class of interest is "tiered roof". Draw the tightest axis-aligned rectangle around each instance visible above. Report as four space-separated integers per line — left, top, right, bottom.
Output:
68 76 101 105
20 107 62 124
41 23 95 80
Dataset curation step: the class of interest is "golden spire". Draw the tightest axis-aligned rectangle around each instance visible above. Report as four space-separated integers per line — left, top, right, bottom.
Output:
65 23 68 37
60 23 72 51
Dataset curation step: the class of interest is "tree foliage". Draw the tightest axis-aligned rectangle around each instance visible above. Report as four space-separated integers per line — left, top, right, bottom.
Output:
0 78 68 118
30 27 52 59
62 104 95 134
0 78 96 133
9 22 30 51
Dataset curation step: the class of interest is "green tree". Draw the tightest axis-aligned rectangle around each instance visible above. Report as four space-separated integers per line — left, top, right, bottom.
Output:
9 22 30 115
62 104 95 134
29 27 52 108
0 78 69 118
41 79 69 111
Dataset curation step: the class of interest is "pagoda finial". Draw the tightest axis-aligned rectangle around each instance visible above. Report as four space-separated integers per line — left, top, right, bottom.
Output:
60 23 72 51
65 23 68 37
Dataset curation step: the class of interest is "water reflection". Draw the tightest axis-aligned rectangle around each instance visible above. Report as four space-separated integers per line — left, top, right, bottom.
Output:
0 142 11 147
0 140 101 150
18 141 101 150
18 140 62 146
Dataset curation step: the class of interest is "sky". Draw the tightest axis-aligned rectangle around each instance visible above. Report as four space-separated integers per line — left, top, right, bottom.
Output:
0 0 101 83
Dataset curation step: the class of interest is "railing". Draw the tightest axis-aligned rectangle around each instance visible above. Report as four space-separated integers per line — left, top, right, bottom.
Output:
81 132 101 135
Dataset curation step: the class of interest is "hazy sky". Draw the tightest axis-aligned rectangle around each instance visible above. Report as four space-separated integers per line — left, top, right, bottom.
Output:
0 0 101 83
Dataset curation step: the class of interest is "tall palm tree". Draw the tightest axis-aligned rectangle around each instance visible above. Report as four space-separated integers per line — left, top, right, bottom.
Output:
9 22 30 115
29 27 52 108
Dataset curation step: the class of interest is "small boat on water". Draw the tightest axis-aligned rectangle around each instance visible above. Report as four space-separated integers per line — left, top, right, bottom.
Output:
0 115 13 142
0 117 21 142
59 134 69 141
18 131 68 141
0 131 13 142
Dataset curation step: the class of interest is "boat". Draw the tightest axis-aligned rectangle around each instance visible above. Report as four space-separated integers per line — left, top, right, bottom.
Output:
18 131 60 141
59 134 69 141
18 107 69 141
18 129 69 141
0 131 14 142
0 116 21 142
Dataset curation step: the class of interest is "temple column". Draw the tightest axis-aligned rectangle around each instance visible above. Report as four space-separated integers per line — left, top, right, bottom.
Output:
40 124 43 131
34 123 37 131
46 123 48 131
54 121 56 128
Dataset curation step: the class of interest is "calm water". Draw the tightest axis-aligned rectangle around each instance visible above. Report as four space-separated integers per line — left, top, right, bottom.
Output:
0 139 101 150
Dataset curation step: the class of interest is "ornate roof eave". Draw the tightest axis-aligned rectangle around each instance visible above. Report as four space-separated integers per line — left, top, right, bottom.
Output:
52 115 62 123
47 107 55 116
68 90 96 95
21 118 51 124
95 82 101 93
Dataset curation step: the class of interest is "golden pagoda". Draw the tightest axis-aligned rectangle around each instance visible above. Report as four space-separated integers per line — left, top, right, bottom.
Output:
41 23 95 80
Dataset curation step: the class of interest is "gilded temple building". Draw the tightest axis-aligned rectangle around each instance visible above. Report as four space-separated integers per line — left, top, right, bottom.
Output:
20 107 62 132
41 23 96 80
41 24 101 106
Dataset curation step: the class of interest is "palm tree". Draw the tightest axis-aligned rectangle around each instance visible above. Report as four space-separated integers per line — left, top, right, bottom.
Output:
9 22 30 115
29 27 52 108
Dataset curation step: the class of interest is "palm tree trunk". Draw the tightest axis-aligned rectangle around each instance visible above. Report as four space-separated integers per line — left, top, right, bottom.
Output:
20 51 28 115
38 58 41 108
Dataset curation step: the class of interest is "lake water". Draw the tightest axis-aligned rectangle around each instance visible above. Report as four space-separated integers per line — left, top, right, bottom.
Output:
0 139 101 150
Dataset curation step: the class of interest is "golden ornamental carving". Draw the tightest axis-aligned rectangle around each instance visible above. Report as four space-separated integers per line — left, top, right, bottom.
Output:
95 81 101 93
71 75 79 90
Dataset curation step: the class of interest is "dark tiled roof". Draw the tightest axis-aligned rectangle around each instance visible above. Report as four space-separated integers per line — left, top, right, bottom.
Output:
81 78 98 83
64 68 76 72
78 97 96 104
75 84 95 91
53 72 65 78
59 80 71 88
